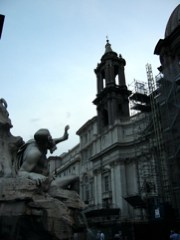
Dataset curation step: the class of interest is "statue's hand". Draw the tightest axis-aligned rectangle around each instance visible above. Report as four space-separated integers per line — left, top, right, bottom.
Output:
35 175 48 186
64 125 70 139
65 125 70 132
38 174 56 191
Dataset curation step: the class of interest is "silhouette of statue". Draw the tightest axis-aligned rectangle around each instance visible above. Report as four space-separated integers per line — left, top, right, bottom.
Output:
16 125 78 190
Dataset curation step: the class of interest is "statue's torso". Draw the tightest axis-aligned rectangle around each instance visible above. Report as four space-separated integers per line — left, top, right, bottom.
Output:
21 142 49 176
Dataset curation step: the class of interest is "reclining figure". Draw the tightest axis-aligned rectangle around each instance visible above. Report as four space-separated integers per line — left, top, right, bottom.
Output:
17 125 78 191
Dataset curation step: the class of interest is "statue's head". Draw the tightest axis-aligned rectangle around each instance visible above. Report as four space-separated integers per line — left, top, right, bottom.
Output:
34 129 57 153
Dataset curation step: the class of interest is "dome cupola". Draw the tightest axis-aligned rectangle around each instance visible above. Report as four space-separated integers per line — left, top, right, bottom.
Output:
165 4 180 38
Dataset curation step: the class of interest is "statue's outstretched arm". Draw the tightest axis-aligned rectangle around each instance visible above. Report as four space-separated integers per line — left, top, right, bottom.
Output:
53 125 70 145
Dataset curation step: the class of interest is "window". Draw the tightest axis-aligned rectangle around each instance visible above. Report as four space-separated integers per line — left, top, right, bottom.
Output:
85 185 89 202
103 78 106 89
115 74 119 86
90 180 94 199
103 174 111 192
82 175 94 203
103 198 112 208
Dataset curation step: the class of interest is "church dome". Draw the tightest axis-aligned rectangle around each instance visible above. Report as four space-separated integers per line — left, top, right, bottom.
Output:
165 4 180 38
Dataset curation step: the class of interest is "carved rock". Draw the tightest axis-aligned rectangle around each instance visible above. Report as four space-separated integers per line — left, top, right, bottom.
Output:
0 99 85 240
0 99 24 177
0 177 85 239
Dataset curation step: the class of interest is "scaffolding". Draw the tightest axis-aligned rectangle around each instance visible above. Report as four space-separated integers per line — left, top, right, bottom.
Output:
146 63 170 204
127 64 174 221
128 71 176 220
128 63 180 220
128 79 159 222
156 69 180 218
129 80 156 194
129 79 151 114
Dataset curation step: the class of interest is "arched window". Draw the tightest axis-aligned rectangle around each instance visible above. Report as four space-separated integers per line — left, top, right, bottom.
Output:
114 65 119 86
115 74 119 86
103 78 106 89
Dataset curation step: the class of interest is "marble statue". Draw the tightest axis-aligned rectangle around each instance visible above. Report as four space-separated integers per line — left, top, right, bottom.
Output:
16 125 79 191
0 98 24 177
0 98 85 240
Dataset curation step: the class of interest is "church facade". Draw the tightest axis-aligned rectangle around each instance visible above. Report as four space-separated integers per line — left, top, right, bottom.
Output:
50 4 180 240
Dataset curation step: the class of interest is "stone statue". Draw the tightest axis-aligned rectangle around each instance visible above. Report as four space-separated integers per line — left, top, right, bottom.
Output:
16 125 79 190
0 98 24 177
0 98 12 127
0 99 85 240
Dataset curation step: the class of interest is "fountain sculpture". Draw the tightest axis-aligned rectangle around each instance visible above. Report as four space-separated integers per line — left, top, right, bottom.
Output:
0 98 85 240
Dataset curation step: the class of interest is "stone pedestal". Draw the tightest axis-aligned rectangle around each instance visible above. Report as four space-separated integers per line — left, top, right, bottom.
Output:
0 177 85 240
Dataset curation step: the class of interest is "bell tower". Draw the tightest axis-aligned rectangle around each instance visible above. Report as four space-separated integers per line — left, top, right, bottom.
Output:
93 40 131 132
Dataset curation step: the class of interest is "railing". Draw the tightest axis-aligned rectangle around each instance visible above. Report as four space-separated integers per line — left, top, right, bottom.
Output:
83 203 119 212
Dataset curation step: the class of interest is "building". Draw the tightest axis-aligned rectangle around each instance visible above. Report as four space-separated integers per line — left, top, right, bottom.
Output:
154 3 180 221
50 4 180 240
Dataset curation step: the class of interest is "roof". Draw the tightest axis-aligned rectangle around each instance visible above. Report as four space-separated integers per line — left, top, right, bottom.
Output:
76 116 97 135
165 4 180 38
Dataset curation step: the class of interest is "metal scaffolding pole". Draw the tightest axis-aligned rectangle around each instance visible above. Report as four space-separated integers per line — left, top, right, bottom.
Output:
146 63 170 203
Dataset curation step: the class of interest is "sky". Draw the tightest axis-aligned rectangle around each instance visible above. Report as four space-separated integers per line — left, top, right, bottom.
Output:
0 0 179 156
